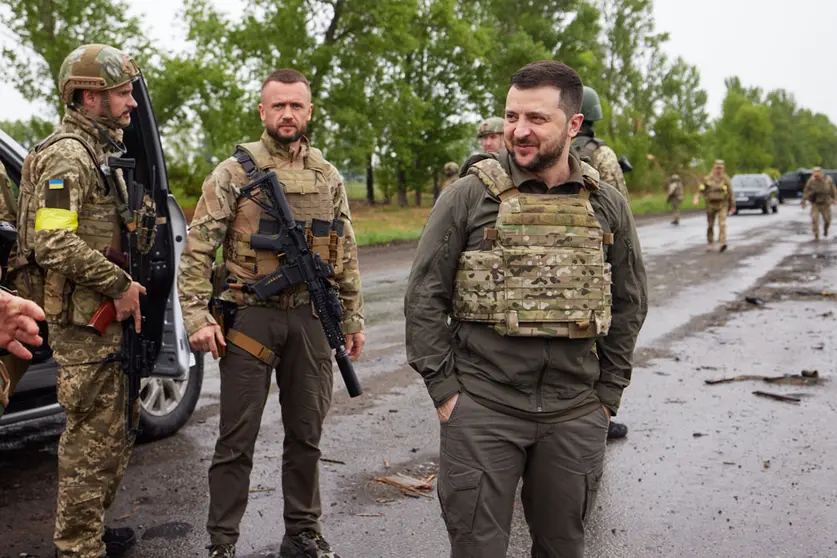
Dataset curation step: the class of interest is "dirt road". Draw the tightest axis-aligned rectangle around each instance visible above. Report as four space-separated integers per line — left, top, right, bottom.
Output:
2 202 836 558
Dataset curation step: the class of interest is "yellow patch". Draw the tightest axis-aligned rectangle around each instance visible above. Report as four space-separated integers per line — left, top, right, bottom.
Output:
35 208 78 232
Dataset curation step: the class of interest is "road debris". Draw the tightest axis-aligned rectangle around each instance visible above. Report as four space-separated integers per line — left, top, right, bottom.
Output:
374 473 436 498
753 391 801 403
706 373 819 386
358 512 384 517
321 457 346 465
745 296 765 306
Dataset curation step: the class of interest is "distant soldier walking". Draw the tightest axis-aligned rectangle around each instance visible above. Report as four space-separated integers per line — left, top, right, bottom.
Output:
695 160 735 252
666 173 684 225
437 161 459 201
801 167 837 240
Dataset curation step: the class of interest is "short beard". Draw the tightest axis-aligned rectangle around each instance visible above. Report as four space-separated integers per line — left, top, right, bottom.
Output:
267 123 306 145
511 130 567 173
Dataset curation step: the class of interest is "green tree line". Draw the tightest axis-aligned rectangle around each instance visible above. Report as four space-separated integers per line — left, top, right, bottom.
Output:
2 0 836 204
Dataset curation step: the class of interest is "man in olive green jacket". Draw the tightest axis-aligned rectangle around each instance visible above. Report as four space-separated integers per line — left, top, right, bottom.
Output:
405 61 647 558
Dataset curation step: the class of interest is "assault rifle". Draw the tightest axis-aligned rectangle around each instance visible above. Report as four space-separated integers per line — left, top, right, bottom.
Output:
103 157 159 440
237 171 362 398
618 155 633 174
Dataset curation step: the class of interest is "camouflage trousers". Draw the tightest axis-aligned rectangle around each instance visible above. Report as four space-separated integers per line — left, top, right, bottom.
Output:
811 203 832 239
51 323 137 558
706 205 728 244
669 198 681 223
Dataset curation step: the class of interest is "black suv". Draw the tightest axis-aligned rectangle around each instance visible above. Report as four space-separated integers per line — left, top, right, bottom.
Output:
777 168 837 201
0 74 203 442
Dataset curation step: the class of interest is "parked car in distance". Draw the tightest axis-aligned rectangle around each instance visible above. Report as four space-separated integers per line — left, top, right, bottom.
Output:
732 173 779 215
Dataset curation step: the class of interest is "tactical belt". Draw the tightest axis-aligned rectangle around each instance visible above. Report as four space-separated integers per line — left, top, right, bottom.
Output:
226 328 280 368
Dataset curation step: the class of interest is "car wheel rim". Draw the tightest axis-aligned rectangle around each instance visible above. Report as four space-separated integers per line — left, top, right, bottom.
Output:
140 369 190 417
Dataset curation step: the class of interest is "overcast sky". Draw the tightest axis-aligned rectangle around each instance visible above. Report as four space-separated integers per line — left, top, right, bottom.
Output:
1 0 834 123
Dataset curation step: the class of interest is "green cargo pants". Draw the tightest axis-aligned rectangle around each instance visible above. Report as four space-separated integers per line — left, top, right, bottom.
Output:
437 392 608 558
207 304 333 545
706 204 728 245
51 323 136 558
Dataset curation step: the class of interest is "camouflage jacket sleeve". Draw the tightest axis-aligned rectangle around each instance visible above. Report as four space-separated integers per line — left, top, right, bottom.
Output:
802 178 814 202
592 145 629 201
178 162 237 336
594 189 648 415
327 164 364 334
726 176 735 210
0 165 16 224
32 142 131 299
405 180 473 407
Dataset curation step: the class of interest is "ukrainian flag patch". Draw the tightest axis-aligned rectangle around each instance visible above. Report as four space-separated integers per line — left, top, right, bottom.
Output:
48 179 64 190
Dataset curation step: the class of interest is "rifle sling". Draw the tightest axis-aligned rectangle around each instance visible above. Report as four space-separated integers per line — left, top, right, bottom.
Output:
226 328 280 368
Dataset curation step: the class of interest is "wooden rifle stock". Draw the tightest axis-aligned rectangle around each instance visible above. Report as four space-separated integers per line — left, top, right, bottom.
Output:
86 247 130 335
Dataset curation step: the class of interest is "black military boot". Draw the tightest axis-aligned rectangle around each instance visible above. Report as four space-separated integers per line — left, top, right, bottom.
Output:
207 543 236 557
280 530 341 558
607 421 628 440
103 526 136 557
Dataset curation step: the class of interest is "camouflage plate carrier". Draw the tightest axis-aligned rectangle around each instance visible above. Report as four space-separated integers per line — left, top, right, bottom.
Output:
573 135 605 166
452 159 613 338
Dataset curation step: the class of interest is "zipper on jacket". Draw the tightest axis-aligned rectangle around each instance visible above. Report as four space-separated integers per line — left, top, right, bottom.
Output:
535 341 549 412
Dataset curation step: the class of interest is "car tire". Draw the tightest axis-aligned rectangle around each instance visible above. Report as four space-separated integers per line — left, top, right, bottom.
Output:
771 201 778 214
137 351 204 443
762 199 770 214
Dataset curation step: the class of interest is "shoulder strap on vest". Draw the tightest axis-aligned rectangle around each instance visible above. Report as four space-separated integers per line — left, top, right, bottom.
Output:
235 141 274 177
37 133 101 168
573 136 605 164
467 159 519 201
304 146 329 174
580 161 601 193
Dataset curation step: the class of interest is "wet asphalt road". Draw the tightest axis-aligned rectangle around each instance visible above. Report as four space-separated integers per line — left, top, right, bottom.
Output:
2 200 837 558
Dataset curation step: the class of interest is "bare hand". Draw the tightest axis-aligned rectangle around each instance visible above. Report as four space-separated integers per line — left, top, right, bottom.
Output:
801 201 807 209
189 324 226 359
437 393 460 423
114 281 146 332
729 207 736 215
602 404 611 423
345 332 365 361
692 195 700 206
0 290 45 360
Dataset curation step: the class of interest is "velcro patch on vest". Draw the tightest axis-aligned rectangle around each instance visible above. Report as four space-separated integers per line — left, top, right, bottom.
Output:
274 169 318 195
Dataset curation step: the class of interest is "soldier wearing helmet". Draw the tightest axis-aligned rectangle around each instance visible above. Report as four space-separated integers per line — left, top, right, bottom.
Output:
438 161 460 199
572 86 631 440
572 86 630 201
802 166 837 240
477 116 504 153
15 44 144 558
666 173 685 225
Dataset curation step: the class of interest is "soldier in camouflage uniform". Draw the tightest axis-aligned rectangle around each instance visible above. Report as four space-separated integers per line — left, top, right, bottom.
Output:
572 86 631 439
15 44 146 558
406 61 647 558
666 173 684 225
694 159 736 252
439 161 459 194
0 162 18 223
477 116 504 153
178 69 365 558
801 167 837 241
572 86 630 201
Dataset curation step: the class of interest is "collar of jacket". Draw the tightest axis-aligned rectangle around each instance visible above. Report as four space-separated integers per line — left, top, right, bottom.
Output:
501 148 586 192
260 131 310 163
62 108 125 155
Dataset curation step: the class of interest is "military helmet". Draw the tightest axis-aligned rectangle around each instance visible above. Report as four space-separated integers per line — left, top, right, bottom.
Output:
671 173 680 181
443 161 459 176
59 44 140 105
581 86 603 122
477 116 504 138
713 159 725 167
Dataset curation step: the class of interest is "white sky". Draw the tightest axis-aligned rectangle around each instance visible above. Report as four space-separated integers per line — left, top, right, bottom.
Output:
1 0 834 123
